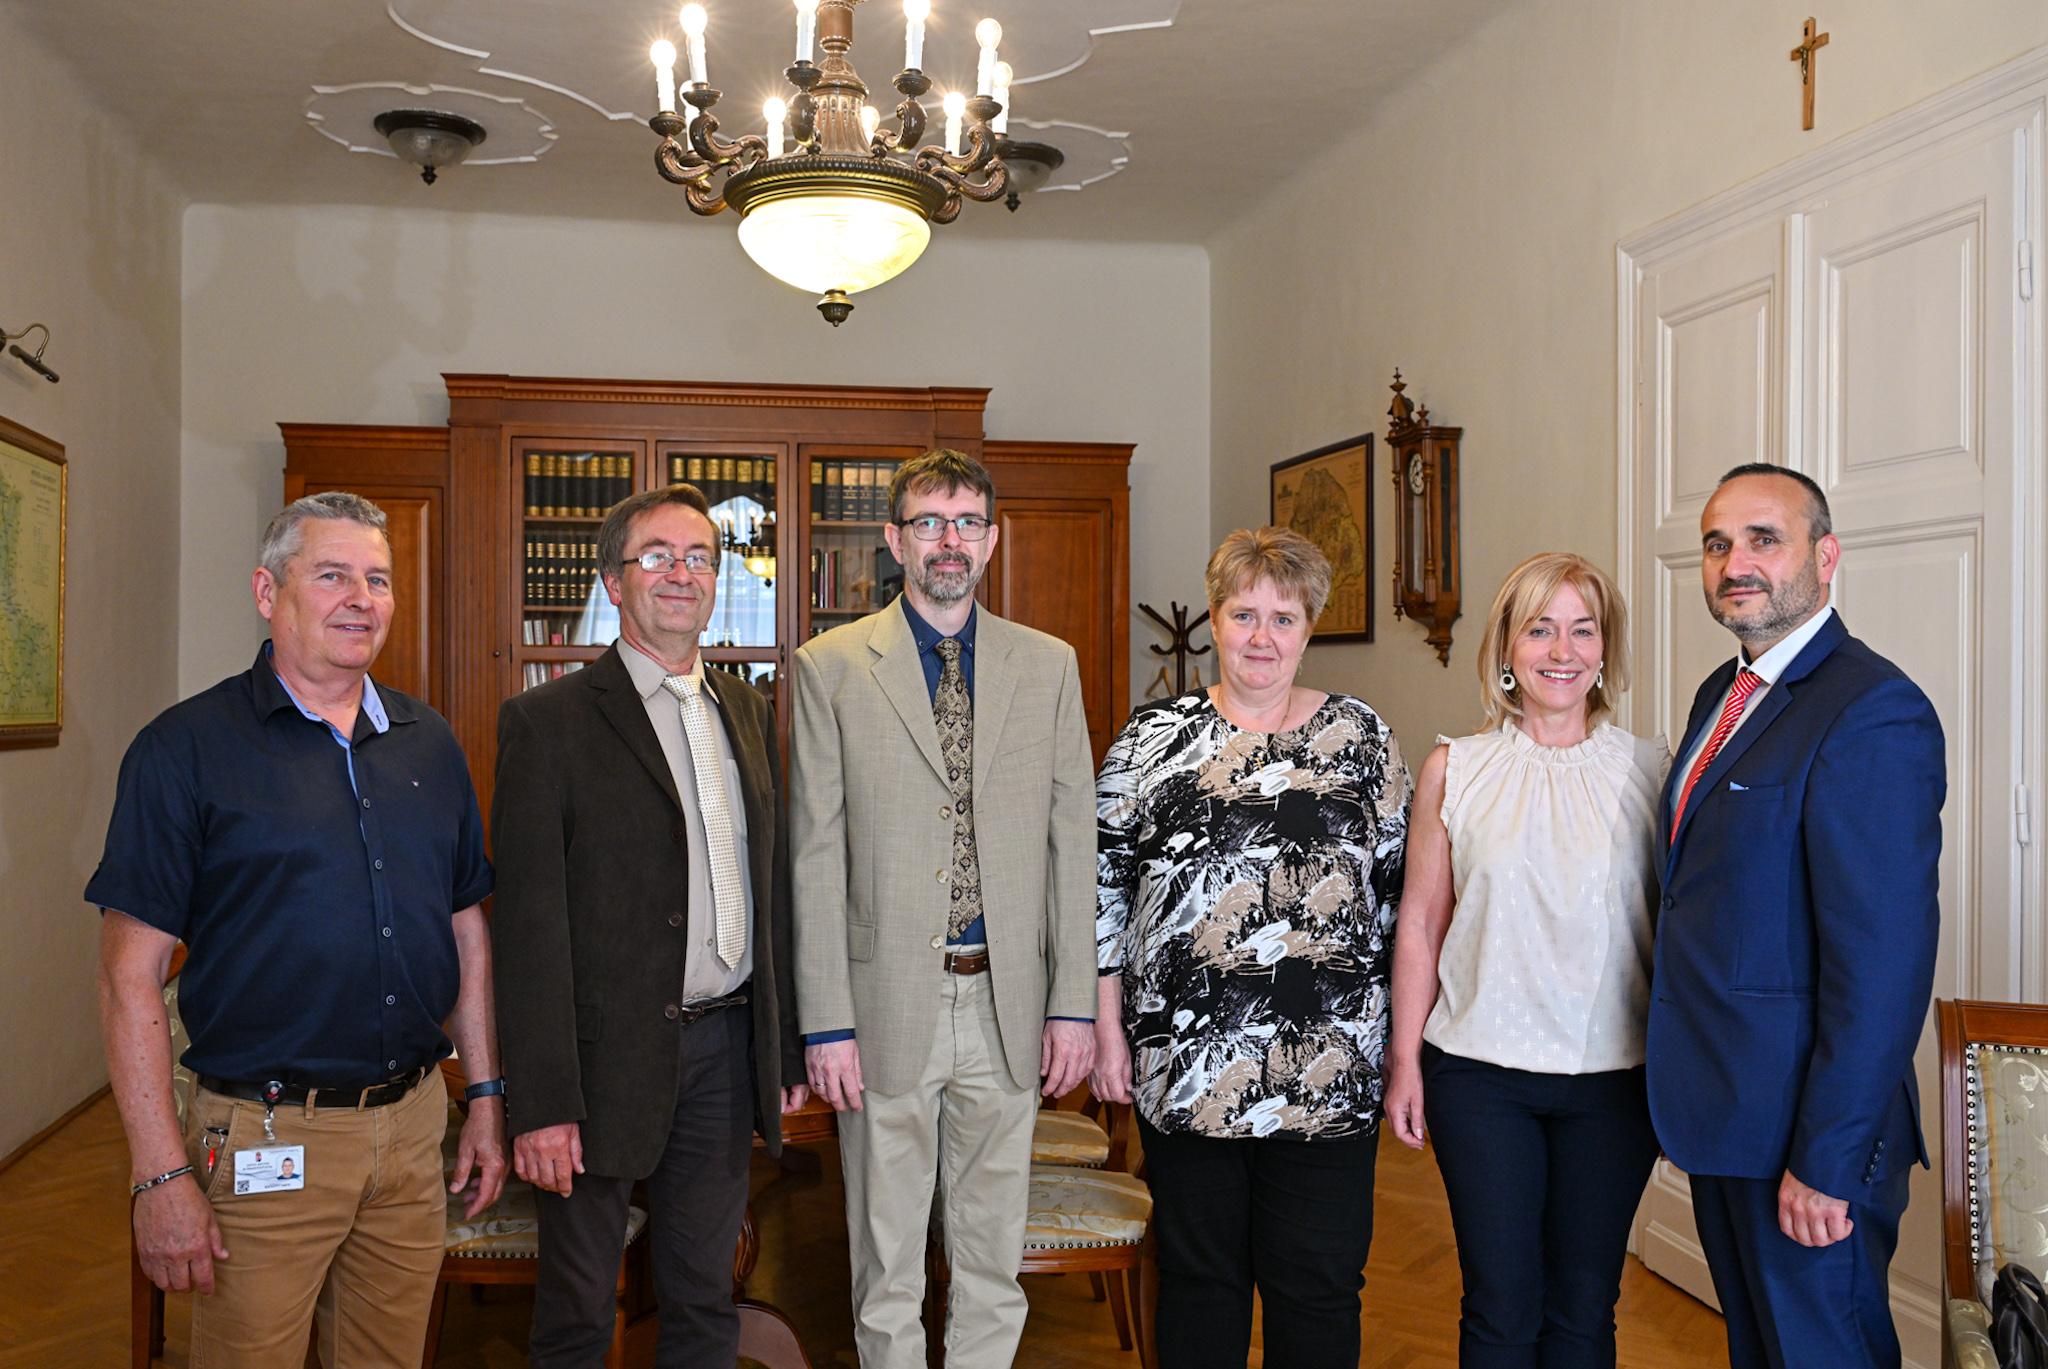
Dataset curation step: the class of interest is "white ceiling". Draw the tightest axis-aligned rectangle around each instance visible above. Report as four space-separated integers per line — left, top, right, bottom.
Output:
13 0 1516 243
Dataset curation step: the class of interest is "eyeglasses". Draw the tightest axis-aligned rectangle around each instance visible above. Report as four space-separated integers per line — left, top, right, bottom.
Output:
624 549 717 575
896 514 992 542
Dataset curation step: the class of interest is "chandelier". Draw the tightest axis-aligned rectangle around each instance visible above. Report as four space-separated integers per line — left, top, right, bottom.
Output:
647 0 1011 325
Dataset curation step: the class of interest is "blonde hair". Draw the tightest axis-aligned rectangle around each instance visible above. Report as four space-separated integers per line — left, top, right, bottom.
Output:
1205 527 1333 622
1476 552 1630 730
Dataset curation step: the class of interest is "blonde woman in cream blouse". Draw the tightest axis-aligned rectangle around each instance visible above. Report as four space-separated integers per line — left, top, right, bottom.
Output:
1384 552 1667 1369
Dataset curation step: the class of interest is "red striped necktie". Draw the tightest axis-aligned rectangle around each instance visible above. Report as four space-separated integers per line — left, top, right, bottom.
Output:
1671 668 1763 841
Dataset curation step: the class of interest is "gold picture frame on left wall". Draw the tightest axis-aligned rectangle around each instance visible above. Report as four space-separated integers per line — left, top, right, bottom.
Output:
0 413 65 748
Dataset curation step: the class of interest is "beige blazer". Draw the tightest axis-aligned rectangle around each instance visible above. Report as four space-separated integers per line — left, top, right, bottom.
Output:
791 599 1098 1095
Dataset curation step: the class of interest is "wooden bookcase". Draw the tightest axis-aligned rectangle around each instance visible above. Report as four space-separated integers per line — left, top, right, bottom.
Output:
282 375 1130 821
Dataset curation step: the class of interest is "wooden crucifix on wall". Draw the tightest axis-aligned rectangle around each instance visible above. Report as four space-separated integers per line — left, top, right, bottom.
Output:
1790 16 1830 131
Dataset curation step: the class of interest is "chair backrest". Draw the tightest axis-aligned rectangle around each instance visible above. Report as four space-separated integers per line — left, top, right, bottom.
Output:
1937 998 2048 1304
164 974 195 1125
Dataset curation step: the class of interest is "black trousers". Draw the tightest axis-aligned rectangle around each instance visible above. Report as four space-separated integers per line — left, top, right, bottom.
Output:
530 1005 754 1369
1137 1112 1379 1369
1421 1044 1660 1369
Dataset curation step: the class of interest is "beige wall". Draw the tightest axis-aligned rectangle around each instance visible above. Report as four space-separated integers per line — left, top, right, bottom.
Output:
0 12 184 1158
178 206 1211 707
1209 1 2048 762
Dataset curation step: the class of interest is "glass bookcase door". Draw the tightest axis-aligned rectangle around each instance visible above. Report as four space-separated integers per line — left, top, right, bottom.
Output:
803 451 912 641
516 440 642 692
662 447 782 650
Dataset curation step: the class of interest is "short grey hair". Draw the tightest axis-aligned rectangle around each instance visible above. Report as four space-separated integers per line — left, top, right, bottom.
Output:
260 492 389 578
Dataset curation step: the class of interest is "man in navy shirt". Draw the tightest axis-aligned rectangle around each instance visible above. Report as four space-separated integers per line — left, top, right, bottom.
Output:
89 491 504 1367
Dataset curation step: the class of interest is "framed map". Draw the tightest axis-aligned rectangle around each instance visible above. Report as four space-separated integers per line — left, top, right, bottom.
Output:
0 415 64 748
1270 434 1372 642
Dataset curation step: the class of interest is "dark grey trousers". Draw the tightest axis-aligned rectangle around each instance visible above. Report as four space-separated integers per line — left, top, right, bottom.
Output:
529 1004 754 1369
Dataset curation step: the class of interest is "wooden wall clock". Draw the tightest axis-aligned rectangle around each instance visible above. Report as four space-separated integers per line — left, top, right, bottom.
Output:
1385 370 1462 666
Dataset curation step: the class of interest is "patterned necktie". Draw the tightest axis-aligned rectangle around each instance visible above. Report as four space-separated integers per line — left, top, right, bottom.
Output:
661 672 746 970
1670 667 1763 841
933 638 984 942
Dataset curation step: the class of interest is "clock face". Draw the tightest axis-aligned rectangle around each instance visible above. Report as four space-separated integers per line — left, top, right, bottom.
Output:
1407 451 1427 495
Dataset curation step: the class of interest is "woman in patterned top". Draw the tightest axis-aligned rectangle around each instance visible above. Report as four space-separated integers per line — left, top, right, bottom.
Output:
1091 527 1409 1369
1384 552 1667 1368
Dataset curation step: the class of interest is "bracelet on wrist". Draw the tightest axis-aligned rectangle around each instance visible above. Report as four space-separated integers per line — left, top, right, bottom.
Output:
132 1165 193 1196
463 1077 506 1102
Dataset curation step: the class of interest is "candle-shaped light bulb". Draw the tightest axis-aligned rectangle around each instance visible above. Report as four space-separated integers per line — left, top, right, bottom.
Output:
903 0 930 70
680 3 709 85
650 39 678 113
942 89 966 155
990 60 1012 133
975 17 1002 95
764 97 787 156
794 0 818 64
859 103 882 142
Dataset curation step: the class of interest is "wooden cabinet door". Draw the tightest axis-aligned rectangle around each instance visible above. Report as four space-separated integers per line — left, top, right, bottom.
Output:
987 498 1122 762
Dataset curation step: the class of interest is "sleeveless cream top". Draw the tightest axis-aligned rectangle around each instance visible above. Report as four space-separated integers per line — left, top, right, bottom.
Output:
1421 723 1668 1074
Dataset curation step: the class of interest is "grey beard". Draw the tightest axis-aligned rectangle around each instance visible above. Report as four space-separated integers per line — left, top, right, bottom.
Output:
912 563 979 603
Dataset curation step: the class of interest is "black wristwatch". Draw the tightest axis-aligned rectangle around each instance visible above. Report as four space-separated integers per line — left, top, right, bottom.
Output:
463 1077 507 1101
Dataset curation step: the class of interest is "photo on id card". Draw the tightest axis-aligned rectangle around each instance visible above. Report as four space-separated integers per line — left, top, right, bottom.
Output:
234 1145 305 1194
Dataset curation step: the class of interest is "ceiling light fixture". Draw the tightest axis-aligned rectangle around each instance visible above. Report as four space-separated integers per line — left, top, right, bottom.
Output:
646 0 1010 326
373 109 488 185
992 134 1062 211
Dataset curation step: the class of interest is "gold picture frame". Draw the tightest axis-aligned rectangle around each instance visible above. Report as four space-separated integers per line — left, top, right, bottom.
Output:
0 414 66 747
1270 434 1372 642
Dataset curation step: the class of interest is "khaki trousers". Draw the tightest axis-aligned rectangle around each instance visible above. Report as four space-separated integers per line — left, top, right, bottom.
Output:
179 1070 449 1368
838 970 1038 1369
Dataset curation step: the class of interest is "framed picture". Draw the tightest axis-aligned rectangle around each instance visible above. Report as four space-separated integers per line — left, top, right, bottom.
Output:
0 414 65 748
1270 434 1372 642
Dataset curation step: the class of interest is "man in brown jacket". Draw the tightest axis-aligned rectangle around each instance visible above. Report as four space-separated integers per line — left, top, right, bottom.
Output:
491 483 805 1368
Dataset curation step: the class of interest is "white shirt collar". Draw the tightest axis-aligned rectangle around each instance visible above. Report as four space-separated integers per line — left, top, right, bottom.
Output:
1740 601 1836 685
618 637 703 700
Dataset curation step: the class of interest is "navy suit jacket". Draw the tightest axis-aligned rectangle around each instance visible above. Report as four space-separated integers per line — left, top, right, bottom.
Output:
1647 612 1945 1202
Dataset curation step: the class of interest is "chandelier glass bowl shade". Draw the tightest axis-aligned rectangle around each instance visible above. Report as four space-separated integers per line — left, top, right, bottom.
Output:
372 109 487 185
646 0 1011 325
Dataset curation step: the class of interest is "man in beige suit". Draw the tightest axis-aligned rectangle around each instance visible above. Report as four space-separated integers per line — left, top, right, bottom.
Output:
793 449 1098 1367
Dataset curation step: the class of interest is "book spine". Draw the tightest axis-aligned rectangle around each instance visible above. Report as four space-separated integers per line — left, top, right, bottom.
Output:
525 453 541 516
810 461 824 519
825 462 843 519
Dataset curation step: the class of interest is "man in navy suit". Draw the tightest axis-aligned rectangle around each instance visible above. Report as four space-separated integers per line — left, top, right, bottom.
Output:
1648 464 1945 1369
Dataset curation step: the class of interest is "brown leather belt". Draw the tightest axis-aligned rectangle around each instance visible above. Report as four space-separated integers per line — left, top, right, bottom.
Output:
943 949 990 976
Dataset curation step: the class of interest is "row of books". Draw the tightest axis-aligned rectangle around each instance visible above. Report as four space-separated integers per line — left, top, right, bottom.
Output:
669 455 775 512
812 460 898 522
521 617 613 647
525 533 600 607
811 546 903 611
521 660 587 690
525 452 632 518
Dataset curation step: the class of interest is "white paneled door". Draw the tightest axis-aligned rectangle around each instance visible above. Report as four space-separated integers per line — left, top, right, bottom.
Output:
1621 67 2041 1369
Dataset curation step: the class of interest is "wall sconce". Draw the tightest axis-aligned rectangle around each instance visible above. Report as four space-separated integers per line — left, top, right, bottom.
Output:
1 321 58 383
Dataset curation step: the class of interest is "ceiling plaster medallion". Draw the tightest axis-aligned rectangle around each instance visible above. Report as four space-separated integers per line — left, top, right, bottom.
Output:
307 82 558 166
382 0 1174 197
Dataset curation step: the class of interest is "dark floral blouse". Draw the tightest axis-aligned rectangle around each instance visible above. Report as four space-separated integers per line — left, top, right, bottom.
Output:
1096 690 1410 1140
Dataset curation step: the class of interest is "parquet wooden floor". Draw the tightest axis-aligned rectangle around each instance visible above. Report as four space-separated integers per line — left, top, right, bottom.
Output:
0 1095 1729 1367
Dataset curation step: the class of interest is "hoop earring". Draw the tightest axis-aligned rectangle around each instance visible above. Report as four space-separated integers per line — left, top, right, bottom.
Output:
1595 664 1606 691
1499 667 1517 693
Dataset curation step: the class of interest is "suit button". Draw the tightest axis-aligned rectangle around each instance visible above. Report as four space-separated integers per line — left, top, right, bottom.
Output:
940 805 953 821
1662 896 1674 911
664 1003 681 1021
937 869 950 884
930 934 945 950
668 912 684 928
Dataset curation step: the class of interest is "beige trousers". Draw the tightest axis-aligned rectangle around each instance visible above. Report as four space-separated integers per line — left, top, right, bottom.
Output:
180 1070 448 1368
838 969 1039 1369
